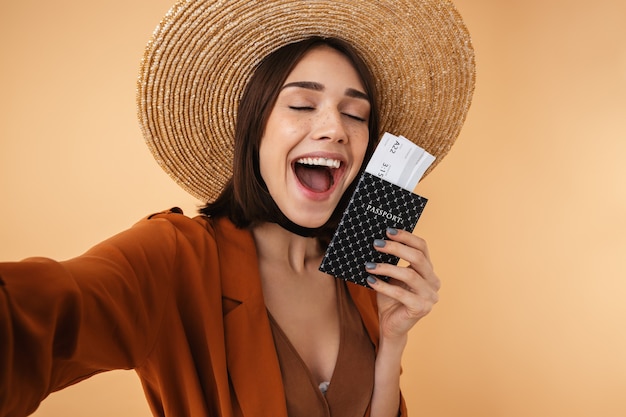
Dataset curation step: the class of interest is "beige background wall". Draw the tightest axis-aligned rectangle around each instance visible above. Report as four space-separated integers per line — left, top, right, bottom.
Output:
1 0 624 416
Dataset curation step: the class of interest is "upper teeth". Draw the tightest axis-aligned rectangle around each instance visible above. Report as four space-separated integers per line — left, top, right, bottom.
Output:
296 157 341 169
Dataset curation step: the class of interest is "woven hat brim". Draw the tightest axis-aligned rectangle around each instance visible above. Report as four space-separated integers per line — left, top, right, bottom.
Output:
138 0 476 202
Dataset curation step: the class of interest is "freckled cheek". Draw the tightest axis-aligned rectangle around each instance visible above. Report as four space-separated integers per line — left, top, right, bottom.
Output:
350 128 369 156
294 117 312 132
346 124 368 138
271 114 309 138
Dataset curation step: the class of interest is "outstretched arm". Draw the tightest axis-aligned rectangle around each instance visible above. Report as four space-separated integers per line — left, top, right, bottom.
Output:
0 216 181 416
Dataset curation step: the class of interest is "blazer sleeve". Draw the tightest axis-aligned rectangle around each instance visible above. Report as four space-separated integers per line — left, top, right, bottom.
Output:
0 213 190 416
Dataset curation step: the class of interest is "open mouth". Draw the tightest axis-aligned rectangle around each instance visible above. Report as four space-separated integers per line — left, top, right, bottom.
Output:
293 157 342 193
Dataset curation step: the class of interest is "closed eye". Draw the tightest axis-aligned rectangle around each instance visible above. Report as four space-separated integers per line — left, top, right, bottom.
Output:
288 106 367 122
343 113 367 122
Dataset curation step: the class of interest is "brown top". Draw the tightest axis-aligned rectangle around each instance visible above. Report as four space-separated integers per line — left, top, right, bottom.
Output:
269 279 375 417
0 210 407 417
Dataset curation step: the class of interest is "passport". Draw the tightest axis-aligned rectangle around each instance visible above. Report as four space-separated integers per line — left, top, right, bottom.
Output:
318 133 433 288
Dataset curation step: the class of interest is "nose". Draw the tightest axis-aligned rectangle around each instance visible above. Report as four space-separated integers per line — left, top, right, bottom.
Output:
311 108 347 144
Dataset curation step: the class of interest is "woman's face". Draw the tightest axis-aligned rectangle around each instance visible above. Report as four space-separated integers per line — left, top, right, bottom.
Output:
258 45 371 229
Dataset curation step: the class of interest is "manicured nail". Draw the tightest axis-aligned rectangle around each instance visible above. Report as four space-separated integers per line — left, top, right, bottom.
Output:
386 227 398 236
366 275 377 285
365 261 377 270
373 239 386 248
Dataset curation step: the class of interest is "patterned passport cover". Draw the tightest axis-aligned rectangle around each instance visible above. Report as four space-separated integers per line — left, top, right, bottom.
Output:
319 172 428 288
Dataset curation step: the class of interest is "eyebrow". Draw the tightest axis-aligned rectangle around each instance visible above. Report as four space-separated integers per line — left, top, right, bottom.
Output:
282 81 370 102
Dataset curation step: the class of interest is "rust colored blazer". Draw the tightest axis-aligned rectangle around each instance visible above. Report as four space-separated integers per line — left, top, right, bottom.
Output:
0 210 407 416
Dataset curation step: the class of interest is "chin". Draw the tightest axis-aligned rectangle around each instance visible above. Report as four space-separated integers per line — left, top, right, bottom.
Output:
286 210 332 229
292 217 328 229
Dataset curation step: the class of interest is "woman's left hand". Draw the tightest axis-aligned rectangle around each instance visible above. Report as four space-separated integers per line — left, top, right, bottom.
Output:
365 227 441 341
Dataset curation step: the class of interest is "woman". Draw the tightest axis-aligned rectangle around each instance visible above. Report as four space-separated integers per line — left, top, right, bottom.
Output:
0 1 475 416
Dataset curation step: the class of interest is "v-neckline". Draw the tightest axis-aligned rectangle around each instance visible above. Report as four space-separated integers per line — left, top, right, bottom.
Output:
266 279 346 398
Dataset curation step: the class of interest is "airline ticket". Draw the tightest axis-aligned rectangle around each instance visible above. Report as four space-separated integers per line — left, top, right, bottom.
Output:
364 132 435 192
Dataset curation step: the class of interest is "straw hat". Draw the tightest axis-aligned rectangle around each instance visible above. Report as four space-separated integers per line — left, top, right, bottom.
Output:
138 0 476 202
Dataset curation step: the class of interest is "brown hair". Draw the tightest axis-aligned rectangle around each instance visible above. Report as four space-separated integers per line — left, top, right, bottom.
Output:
201 37 380 241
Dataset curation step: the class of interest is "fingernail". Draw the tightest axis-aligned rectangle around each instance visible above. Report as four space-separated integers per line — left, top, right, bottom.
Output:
365 261 377 270
386 227 398 236
373 239 386 248
366 275 377 285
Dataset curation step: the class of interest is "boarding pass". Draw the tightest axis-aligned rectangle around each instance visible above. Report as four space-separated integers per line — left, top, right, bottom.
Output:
364 132 435 192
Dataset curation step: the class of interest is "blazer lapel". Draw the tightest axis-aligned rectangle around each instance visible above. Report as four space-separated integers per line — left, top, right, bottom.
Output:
347 281 380 351
214 218 288 417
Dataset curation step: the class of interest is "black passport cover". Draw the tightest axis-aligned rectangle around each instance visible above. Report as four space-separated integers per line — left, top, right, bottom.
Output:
319 172 428 288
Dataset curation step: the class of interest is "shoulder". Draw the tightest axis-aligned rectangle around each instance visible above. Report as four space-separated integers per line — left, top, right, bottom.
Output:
68 209 255 293
130 208 254 259
141 207 217 242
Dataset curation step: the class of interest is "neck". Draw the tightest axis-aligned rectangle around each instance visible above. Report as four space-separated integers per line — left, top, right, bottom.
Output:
251 222 323 274
274 215 322 237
